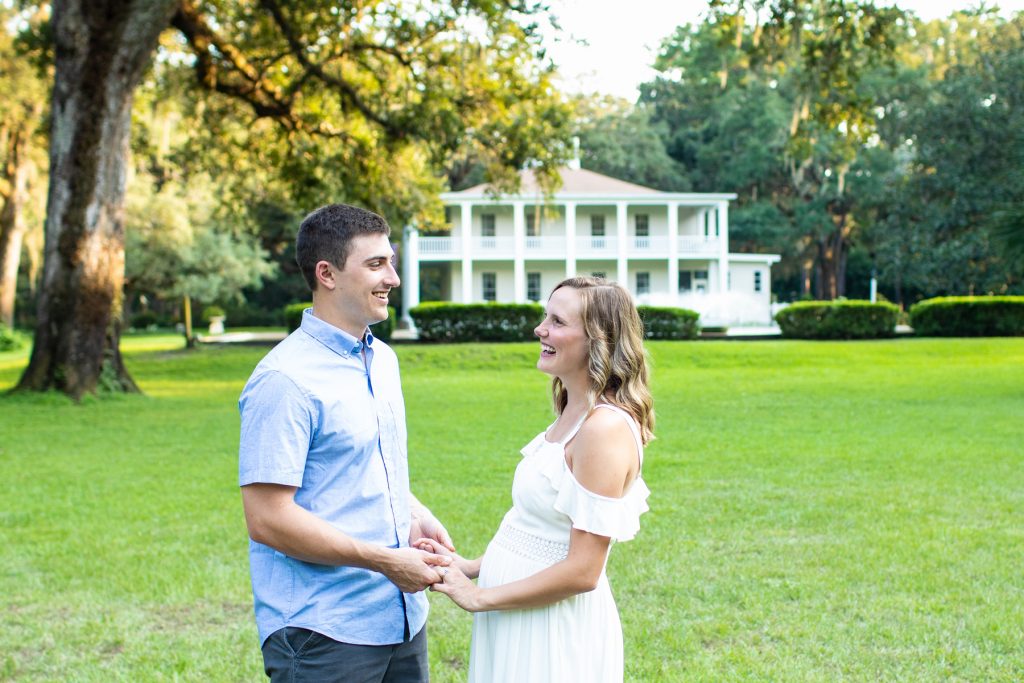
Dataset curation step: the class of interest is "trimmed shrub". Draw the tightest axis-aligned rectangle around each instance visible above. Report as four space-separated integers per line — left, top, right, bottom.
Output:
130 312 161 330
372 307 396 343
775 300 899 340
284 302 396 342
201 305 226 323
284 302 310 332
410 302 543 342
909 296 1024 337
637 305 700 340
0 324 25 352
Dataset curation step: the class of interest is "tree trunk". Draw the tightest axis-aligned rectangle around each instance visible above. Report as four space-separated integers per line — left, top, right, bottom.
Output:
817 208 852 301
0 125 31 328
16 0 179 399
800 257 814 298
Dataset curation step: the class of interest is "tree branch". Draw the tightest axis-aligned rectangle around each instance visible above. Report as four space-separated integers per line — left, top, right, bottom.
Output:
259 0 407 139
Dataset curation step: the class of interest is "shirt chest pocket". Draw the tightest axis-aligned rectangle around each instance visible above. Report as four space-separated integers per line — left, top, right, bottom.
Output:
318 400 380 454
381 400 407 451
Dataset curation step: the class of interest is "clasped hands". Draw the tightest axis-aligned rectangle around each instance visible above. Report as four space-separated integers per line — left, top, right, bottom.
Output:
414 537 485 612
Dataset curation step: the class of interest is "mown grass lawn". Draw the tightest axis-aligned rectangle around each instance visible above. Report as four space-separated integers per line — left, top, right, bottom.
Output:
1 335 1022 682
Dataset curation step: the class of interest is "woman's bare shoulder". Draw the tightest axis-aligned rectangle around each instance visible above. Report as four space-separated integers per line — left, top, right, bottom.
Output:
568 408 638 497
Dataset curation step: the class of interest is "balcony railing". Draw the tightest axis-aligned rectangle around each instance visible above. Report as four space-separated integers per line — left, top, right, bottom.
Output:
475 235 514 252
420 236 453 255
575 236 617 256
679 236 720 254
418 234 723 258
525 236 566 253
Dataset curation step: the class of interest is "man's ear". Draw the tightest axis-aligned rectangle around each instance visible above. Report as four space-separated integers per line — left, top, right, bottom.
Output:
315 260 337 291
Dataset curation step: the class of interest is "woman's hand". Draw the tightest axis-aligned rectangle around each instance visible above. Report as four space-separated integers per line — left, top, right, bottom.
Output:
414 537 481 579
431 565 488 613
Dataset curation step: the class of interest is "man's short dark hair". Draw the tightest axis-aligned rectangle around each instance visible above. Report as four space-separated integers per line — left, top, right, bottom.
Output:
296 204 392 291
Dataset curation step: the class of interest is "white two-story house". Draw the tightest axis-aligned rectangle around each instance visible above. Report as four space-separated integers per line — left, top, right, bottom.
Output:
400 165 780 328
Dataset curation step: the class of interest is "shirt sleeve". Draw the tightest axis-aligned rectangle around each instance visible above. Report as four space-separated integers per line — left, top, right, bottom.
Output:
238 369 316 487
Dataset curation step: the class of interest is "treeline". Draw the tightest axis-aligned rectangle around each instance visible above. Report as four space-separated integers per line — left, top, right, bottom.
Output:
1 2 1022 397
577 2 1024 305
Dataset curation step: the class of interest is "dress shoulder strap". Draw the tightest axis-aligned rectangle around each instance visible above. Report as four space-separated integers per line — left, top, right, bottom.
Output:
593 403 645 467
558 414 589 446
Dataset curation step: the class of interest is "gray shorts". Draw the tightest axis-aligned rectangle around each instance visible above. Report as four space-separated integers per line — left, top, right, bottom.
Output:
261 625 428 683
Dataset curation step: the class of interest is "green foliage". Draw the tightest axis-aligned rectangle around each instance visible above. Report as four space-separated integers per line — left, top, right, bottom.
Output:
909 296 1024 337
201 305 225 323
124 171 277 313
643 5 1024 302
775 300 899 339
284 302 311 333
636 305 700 340
156 1 572 232
0 324 25 351
410 302 543 342
284 302 395 342
572 95 690 191
129 312 161 330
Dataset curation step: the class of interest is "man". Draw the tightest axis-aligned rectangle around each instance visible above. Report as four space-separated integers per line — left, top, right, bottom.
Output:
238 204 453 682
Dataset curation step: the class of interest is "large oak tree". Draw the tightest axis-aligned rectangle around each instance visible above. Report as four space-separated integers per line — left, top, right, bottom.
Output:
18 0 570 398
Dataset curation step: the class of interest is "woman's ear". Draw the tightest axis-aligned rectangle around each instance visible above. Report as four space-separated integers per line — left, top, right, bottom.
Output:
315 260 337 291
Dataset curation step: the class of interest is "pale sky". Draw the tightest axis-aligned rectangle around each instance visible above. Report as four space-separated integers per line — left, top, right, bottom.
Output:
541 0 1024 100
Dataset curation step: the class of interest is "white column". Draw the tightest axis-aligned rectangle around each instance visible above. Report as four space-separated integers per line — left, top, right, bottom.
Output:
564 201 577 278
667 202 679 297
717 201 729 293
616 201 628 286
460 202 473 303
401 225 420 329
513 201 526 302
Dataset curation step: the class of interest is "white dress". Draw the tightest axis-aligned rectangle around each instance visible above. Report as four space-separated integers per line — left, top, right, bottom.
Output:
468 403 651 683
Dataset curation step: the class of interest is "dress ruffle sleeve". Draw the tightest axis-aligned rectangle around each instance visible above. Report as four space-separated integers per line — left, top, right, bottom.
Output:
530 444 650 542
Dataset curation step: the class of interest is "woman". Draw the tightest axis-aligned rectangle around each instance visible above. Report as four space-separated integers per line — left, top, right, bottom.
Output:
418 276 654 682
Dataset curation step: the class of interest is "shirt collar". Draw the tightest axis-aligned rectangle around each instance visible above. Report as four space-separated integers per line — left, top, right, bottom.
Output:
300 308 374 357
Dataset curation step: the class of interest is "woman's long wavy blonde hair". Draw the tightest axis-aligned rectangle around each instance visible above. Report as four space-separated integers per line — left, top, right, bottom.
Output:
548 276 655 444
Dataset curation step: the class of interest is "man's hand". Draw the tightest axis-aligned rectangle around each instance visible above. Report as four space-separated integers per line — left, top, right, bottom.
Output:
414 537 481 579
409 512 455 553
379 547 451 593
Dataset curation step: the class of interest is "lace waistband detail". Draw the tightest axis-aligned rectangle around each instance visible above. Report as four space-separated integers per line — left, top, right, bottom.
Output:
492 522 569 565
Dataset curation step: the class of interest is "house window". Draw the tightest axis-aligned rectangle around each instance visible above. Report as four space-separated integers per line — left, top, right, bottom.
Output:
695 270 709 280
634 214 650 248
481 214 496 237
526 211 539 237
703 212 720 237
635 214 649 237
444 206 454 225
590 214 606 249
754 271 762 292
527 272 541 301
636 272 650 295
482 272 496 302
678 271 692 292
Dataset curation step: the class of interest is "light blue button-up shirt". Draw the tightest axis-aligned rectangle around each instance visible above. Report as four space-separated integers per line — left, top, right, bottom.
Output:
238 309 427 647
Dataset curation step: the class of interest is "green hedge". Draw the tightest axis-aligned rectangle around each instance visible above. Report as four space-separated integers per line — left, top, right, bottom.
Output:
909 296 1024 337
775 300 899 340
410 302 543 342
637 305 700 340
284 302 396 342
